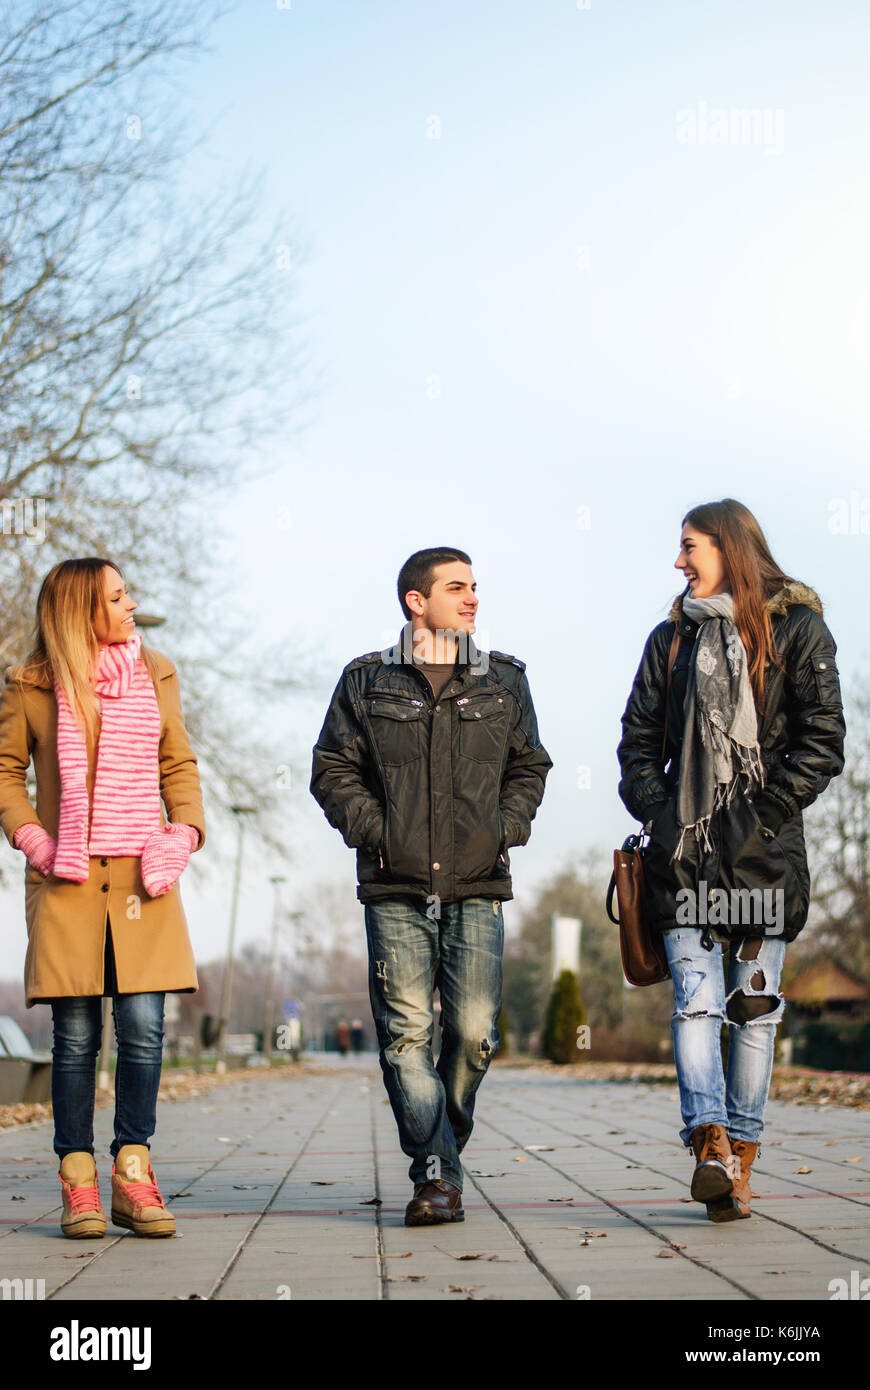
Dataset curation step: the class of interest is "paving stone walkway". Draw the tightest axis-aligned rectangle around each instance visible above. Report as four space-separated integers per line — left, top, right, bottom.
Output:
1 1056 868 1302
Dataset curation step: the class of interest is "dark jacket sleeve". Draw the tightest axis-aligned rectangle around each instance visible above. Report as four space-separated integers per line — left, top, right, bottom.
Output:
761 608 846 818
617 624 672 824
310 669 385 853
498 672 552 848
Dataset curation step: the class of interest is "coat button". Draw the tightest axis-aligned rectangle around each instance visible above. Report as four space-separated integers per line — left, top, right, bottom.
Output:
101 883 109 893
100 858 108 867
474 711 482 718
432 862 440 870
818 662 827 669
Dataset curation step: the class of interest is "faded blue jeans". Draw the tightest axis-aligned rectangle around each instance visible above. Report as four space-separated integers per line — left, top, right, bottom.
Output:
662 928 787 1146
364 895 503 1191
50 926 165 1162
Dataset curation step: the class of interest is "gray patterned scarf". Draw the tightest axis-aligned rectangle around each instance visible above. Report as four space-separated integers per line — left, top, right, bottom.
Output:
672 591 764 861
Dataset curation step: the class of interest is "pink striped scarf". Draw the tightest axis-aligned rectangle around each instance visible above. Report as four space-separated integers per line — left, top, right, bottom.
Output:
53 632 162 882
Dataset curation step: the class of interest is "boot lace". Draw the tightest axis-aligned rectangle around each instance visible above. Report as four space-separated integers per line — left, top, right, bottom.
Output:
63 1177 102 1214
120 1170 166 1210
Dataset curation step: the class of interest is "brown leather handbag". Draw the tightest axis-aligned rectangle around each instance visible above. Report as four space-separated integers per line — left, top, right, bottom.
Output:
606 626 681 986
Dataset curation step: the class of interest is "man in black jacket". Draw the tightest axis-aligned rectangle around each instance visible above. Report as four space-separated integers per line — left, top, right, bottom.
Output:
310 547 551 1225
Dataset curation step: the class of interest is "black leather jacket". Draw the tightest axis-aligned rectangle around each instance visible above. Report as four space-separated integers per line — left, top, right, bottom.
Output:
617 582 846 942
311 626 552 904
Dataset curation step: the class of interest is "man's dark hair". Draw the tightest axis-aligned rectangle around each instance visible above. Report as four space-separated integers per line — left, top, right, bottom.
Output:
397 547 472 620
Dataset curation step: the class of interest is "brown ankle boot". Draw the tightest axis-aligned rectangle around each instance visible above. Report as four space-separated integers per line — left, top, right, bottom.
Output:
111 1144 176 1238
706 1138 760 1222
58 1151 106 1239
689 1123 735 1203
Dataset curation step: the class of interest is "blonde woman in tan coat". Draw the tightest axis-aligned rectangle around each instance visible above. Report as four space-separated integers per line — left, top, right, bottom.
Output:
0 558 205 1239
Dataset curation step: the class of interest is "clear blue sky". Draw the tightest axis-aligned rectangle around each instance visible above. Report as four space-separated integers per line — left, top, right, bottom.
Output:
2 0 868 981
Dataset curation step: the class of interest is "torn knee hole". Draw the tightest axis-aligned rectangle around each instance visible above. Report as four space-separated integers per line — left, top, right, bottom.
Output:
736 938 762 962
726 988 779 1024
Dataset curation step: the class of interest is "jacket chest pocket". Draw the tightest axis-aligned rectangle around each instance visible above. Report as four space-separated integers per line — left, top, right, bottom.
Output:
367 698 424 765
457 695 509 763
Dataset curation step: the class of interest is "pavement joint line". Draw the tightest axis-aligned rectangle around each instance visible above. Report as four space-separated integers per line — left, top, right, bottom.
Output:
46 1084 318 1297
500 1090 870 1253
208 1081 346 1301
475 1111 761 1301
367 1088 387 1301
42 1075 338 1297
462 1168 570 1300
483 1089 867 1273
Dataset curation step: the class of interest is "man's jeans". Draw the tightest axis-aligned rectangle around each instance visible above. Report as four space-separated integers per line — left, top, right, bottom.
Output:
50 926 165 1161
364 895 503 1191
662 928 786 1146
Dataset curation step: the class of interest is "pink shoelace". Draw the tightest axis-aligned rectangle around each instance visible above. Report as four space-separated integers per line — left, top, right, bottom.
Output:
62 1175 102 1214
118 1169 167 1209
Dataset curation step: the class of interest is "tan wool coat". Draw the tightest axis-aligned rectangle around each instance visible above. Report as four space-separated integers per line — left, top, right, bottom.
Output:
0 649 206 1007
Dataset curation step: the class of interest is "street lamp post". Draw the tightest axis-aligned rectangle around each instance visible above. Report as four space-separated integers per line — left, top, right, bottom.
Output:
263 874 287 1064
215 805 256 1075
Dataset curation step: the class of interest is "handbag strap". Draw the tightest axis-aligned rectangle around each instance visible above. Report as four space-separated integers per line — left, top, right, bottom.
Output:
660 624 681 762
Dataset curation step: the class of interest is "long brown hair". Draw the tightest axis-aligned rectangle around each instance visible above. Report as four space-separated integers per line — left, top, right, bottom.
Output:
681 499 794 713
19 558 160 740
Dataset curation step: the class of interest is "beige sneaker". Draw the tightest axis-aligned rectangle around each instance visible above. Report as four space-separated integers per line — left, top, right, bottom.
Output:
59 1151 106 1239
111 1144 176 1238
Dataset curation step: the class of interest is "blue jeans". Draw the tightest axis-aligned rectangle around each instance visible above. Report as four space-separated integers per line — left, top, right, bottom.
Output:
662 928 786 1146
50 926 165 1161
364 895 503 1191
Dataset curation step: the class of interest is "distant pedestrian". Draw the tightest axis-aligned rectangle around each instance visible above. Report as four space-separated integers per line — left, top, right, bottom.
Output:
336 1018 351 1056
311 548 550 1225
351 1018 364 1053
0 558 205 1240
617 500 845 1220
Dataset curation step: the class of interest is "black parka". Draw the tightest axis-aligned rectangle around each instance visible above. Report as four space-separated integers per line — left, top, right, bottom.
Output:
617 582 846 942
311 627 552 904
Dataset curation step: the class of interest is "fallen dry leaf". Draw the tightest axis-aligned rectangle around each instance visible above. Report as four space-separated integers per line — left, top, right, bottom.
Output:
795 1166 812 1174
444 1285 476 1293
656 1250 676 1258
524 1145 554 1152
360 1197 382 1205
845 1157 864 1163
310 1181 335 1186
512 1156 528 1163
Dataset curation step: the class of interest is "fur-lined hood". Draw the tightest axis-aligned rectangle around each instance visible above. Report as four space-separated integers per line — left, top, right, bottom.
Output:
668 580 824 624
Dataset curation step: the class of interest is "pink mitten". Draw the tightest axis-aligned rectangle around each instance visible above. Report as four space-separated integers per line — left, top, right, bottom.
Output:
140 823 198 898
13 822 57 876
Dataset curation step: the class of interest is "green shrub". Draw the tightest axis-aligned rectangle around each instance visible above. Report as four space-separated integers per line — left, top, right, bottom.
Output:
542 970 586 1064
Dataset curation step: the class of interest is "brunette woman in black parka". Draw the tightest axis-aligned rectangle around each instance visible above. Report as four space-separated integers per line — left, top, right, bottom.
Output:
617 499 845 1221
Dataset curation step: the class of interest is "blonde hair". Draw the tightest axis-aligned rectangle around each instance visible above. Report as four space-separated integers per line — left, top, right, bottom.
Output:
19 558 160 740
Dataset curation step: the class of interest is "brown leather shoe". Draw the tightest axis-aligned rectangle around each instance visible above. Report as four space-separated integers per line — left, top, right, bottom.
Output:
706 1138 760 1222
404 1179 464 1226
689 1123 735 1203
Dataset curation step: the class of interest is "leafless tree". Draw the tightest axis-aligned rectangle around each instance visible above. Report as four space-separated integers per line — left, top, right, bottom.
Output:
0 1 319 868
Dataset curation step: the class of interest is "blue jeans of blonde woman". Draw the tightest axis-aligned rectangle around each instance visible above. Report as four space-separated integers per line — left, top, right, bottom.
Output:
50 923 165 1161
662 928 786 1147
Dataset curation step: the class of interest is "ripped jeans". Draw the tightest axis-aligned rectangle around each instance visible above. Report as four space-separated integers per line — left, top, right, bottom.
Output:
364 895 503 1191
662 928 786 1147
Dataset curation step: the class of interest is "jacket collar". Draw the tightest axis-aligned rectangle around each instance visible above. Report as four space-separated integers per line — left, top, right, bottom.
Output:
381 623 487 692
668 580 824 627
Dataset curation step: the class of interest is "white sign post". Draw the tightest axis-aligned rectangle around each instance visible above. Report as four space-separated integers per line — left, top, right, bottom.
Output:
551 915 582 981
